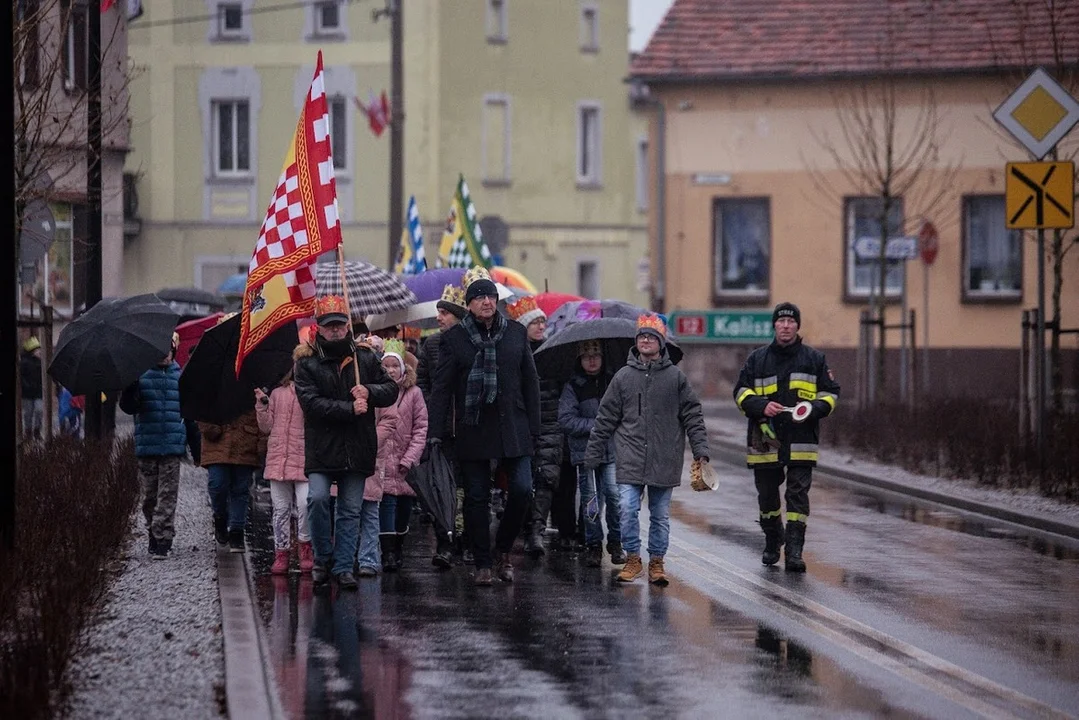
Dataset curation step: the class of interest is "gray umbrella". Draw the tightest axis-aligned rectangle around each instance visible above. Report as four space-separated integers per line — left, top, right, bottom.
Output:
533 317 682 385
314 260 418 317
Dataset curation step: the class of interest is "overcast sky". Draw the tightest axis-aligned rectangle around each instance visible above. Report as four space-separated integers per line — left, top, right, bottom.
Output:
629 0 677 52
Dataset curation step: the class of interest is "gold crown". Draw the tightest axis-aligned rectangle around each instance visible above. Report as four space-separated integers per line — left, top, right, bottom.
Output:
636 313 667 337
315 295 348 318
462 265 492 289
506 296 540 321
439 283 466 307
383 338 406 356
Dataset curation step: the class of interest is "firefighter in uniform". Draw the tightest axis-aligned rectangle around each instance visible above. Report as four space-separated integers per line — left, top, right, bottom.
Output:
733 302 840 572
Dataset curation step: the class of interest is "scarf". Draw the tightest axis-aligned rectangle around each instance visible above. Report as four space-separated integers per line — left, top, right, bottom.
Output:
461 312 506 425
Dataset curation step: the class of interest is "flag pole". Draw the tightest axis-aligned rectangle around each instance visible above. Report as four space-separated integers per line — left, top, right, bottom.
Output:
336 246 362 386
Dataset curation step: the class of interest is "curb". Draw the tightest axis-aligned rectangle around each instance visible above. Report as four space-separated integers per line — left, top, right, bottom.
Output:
707 431 1079 543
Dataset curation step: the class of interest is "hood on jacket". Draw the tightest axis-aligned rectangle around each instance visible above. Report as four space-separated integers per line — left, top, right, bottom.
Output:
294 341 315 361
626 345 673 371
388 358 417 391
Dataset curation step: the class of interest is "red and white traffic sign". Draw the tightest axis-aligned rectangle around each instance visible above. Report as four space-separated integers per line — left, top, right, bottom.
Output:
918 220 939 265
675 315 705 336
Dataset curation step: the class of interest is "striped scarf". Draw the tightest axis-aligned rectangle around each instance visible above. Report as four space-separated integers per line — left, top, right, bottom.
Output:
461 312 505 425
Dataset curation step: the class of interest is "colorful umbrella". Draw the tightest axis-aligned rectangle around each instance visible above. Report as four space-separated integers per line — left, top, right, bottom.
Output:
531 292 584 318
366 269 513 331
314 260 417 316
174 312 226 368
545 298 654 337
491 266 538 294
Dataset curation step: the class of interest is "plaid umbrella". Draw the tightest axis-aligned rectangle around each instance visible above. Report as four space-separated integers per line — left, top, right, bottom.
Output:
314 260 417 317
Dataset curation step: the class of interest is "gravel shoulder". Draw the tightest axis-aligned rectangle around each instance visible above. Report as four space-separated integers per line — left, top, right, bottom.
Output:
65 461 226 719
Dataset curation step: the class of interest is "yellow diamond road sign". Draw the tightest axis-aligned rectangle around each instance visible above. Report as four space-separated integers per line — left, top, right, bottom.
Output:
1005 161 1075 229
994 68 1079 160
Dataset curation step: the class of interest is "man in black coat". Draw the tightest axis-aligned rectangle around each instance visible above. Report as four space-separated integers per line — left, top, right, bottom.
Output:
429 267 541 586
295 295 399 589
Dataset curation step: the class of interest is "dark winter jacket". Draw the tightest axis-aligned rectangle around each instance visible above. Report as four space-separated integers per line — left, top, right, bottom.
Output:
584 347 709 487
119 363 187 458
294 337 399 477
558 366 615 466
198 410 262 468
417 333 453 439
20 351 43 400
733 336 840 468
531 338 564 491
428 313 540 461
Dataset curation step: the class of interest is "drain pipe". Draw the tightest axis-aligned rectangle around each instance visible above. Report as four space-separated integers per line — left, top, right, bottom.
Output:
653 98 666 314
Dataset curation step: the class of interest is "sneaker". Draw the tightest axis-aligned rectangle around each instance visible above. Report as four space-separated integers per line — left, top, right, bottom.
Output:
432 537 453 569
213 517 228 546
151 538 172 560
608 545 627 565
462 548 475 565
335 572 358 590
298 542 315 573
311 562 330 584
648 556 669 586
474 568 493 586
494 552 514 583
271 550 290 575
357 566 378 578
586 545 602 568
617 553 643 583
228 529 245 553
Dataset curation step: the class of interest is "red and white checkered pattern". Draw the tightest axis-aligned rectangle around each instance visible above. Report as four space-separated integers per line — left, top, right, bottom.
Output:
250 167 310 273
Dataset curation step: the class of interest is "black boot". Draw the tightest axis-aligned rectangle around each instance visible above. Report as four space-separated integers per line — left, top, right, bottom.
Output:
784 521 807 573
380 535 397 572
760 516 785 566
523 528 545 558
432 535 453 569
391 535 404 571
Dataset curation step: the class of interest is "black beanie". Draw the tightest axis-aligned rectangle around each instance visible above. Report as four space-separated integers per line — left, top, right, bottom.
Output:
772 302 800 327
437 299 467 319
464 278 499 304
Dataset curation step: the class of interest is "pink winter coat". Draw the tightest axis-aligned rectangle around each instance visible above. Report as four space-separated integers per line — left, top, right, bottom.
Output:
256 384 306 482
378 360 429 497
364 402 399 502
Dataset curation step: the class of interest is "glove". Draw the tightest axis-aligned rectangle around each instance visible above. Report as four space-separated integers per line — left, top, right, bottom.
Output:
689 457 717 492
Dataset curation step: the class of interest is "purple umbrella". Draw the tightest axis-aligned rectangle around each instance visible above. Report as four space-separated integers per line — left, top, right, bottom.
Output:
365 268 512 331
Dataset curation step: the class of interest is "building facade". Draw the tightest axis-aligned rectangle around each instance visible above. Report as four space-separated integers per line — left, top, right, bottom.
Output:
122 0 648 305
631 0 1079 401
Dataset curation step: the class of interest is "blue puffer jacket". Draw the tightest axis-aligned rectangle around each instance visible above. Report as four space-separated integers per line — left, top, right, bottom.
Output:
120 363 186 458
558 368 615 466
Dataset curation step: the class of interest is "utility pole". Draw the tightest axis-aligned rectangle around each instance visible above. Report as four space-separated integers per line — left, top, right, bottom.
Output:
3 10 17 548
84 3 104 437
376 0 404 270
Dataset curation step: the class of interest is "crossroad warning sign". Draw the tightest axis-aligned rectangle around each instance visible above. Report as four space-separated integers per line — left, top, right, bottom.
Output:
1005 161 1075 229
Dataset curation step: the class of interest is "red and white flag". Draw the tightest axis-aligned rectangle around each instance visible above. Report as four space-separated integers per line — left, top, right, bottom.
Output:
236 51 342 376
354 90 391 137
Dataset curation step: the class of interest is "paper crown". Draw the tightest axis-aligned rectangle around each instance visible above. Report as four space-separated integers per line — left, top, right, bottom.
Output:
506 296 546 327
315 295 348 319
439 283 466 308
383 338 406 357
636 313 667 338
462 265 492 289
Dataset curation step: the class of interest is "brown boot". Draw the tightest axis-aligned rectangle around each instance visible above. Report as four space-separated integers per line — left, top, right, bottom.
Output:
648 556 669 586
617 553 643 582
495 552 514 583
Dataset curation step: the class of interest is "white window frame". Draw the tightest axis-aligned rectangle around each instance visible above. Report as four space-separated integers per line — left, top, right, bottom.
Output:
580 3 599 52
314 1 342 33
328 94 348 172
844 196 904 299
635 136 649 212
576 258 600 299
481 94 512 185
486 0 507 43
576 101 603 187
216 2 247 40
713 197 771 301
962 194 1022 301
212 99 252 177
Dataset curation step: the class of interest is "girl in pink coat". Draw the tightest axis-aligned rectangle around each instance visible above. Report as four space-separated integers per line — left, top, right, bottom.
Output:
377 340 429 572
255 365 312 575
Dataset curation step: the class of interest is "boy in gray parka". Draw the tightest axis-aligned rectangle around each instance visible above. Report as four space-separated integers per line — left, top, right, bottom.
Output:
583 314 710 586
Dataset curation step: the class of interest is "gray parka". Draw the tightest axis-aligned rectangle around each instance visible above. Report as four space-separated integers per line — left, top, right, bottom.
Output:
583 347 710 487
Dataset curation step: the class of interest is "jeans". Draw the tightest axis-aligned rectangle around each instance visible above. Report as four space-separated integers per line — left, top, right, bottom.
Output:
207 464 253 532
308 472 367 576
379 494 415 535
619 484 674 557
22 398 43 439
460 456 532 569
576 463 621 548
357 499 381 571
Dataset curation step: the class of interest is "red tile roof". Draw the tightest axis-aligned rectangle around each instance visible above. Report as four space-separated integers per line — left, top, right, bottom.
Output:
630 0 1079 83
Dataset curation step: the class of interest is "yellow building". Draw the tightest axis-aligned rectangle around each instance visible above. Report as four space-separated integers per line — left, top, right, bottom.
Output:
631 0 1079 400
123 0 648 304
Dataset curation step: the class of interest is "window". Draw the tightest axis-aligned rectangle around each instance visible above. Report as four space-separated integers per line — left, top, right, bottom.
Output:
17 0 41 87
577 260 599 299
845 196 904 299
196 258 248 295
580 4 598 52
635 137 649 211
714 198 770 301
329 95 347 170
576 102 602 186
61 0 87 91
963 195 1021 300
315 1 340 32
218 3 245 37
213 100 251 176
486 0 507 42
482 95 511 184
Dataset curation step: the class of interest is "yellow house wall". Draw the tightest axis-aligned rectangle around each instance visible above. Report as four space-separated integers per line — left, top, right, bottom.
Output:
649 76 1079 351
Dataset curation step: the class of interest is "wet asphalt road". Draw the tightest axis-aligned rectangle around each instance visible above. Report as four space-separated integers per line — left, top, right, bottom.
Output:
247 451 1079 719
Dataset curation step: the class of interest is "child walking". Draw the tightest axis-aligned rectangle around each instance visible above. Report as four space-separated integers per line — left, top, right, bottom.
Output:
255 366 313 575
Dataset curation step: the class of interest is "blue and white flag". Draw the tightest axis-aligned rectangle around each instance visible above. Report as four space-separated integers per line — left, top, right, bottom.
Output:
395 195 427 275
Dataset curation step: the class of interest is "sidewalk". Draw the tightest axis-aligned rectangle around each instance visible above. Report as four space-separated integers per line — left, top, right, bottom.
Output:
701 399 1079 542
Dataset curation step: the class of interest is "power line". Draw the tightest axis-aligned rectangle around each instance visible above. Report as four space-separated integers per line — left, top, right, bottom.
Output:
128 0 362 31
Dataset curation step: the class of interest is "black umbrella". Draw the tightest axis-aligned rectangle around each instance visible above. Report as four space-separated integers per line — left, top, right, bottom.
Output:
48 294 179 395
156 287 228 317
533 317 683 385
405 443 457 541
179 313 298 424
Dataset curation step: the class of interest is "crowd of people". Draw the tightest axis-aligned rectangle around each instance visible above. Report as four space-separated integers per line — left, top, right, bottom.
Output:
118 264 840 588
